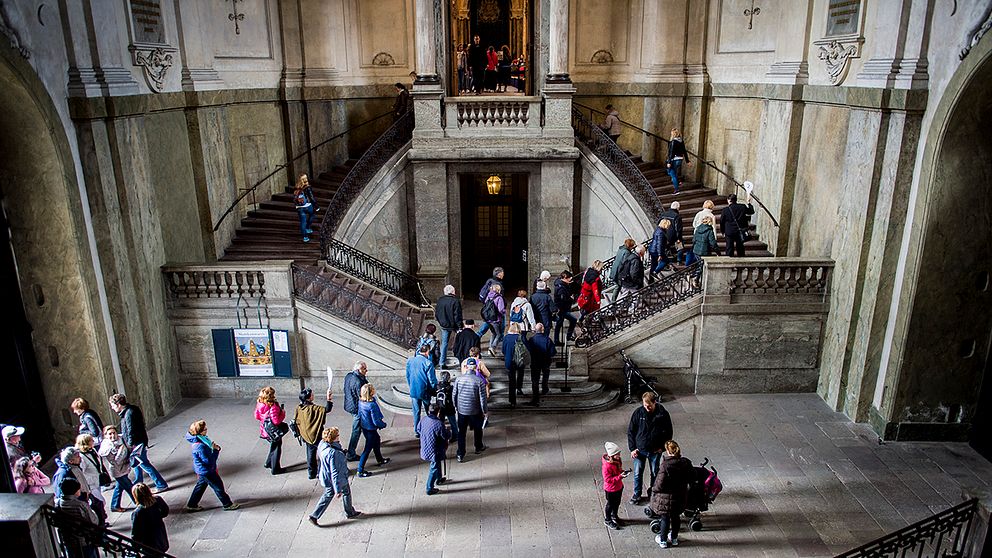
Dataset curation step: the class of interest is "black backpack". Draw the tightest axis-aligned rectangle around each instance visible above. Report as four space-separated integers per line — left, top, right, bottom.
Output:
481 296 500 323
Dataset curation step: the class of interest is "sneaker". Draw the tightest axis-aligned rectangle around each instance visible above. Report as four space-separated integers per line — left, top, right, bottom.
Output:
357 471 372 478
487 347 497 357
628 496 642 505
308 516 319 526
456 455 464 463
302 237 310 242
346 455 360 462
603 518 613 528
655 534 668 548
223 503 241 511
427 488 440 495
669 537 679 547
184 506 204 513
110 507 127 513
152 486 169 494
346 511 363 519
474 445 488 454
305 228 313 234
377 457 391 466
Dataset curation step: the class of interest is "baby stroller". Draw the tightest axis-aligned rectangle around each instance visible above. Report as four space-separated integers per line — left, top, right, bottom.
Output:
645 458 722 532
620 350 659 404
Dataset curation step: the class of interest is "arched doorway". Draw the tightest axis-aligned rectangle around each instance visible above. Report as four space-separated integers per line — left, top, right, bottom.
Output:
449 0 533 95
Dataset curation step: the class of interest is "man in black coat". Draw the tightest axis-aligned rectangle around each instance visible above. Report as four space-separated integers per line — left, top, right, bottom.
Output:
720 193 755 257
553 271 578 345
109 394 168 491
659 201 684 244
452 320 481 363
617 245 646 302
343 362 369 461
524 324 556 406
530 280 556 331
435 285 463 369
467 35 488 94
626 392 673 504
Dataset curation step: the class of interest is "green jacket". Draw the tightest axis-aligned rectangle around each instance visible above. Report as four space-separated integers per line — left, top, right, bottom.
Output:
692 224 718 256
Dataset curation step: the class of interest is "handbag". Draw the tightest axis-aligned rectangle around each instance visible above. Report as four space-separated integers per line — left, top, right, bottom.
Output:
263 417 288 441
84 451 112 486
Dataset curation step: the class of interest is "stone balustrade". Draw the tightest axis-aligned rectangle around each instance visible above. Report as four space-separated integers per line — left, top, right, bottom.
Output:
703 257 834 304
164 267 266 299
443 96 543 137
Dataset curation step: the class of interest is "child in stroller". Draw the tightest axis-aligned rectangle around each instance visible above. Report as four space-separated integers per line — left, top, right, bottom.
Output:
645 457 722 534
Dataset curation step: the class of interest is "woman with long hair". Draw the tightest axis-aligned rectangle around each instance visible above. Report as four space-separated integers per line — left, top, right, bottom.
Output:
356 384 390 477
485 46 498 92
294 175 315 243
577 260 605 318
497 45 512 92
131 483 170 553
649 440 693 548
254 386 286 474
12 456 51 494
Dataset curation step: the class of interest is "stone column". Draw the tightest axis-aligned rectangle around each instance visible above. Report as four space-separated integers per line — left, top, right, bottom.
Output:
412 0 443 136
414 0 440 83
411 162 449 294
536 161 575 278
546 0 570 82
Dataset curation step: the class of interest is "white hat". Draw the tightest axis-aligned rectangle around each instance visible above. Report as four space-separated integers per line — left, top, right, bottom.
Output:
670 201 681 210
2 425 25 439
540 270 551 280
604 441 621 456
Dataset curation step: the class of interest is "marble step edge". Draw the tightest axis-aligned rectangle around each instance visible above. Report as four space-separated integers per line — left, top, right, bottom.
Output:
378 387 621 415
390 380 604 399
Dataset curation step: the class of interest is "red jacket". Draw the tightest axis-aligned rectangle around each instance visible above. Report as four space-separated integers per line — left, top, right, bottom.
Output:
254 402 285 439
577 269 602 313
602 455 624 492
486 51 498 71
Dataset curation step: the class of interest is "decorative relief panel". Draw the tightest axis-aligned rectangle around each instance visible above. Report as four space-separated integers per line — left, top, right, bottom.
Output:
213 0 273 59
716 0 774 54
357 0 410 68
813 0 864 85
573 0 628 65
125 0 176 92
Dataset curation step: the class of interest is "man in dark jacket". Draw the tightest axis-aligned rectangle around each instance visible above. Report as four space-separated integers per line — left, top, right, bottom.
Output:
393 83 410 118
435 285 463 369
452 320 481 363
553 271 578 345
477 267 504 341
626 392 673 504
468 35 487 94
617 245 646 302
109 393 168 492
530 280 556 330
720 193 755 257
659 201 684 244
525 324 556 406
417 404 450 495
343 362 369 461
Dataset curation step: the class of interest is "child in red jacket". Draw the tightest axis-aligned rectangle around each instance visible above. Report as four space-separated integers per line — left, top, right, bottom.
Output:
602 441 629 529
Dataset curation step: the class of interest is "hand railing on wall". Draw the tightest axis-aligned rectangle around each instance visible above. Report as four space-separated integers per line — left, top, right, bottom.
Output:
292 263 423 349
571 107 664 222
325 238 431 308
43 505 174 558
211 110 394 233
834 498 978 558
573 102 780 228
319 110 414 245
575 260 703 347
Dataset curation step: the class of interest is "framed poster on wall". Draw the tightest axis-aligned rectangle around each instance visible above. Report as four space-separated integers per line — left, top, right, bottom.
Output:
233 329 274 376
212 329 292 378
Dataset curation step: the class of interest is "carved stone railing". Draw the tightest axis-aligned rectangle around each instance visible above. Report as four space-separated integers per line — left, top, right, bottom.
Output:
163 268 266 299
325 238 431 308
572 107 663 221
443 96 543 136
835 498 978 558
728 262 831 295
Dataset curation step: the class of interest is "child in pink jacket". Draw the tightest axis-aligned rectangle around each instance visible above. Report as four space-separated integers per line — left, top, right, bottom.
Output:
602 441 628 530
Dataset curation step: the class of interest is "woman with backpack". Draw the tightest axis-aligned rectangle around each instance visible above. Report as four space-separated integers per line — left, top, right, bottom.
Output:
481 283 506 357
508 289 536 340
650 440 694 548
254 386 286 475
577 260 605 319
501 322 528 408
357 384 391 477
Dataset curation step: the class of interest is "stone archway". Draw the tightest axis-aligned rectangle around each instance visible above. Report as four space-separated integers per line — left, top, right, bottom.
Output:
0 50 118 444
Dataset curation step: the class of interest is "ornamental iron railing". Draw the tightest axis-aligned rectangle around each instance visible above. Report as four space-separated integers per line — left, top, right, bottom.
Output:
42 505 174 558
834 498 978 558
571 107 664 222
575 261 703 347
325 238 431 308
319 110 414 246
292 264 426 349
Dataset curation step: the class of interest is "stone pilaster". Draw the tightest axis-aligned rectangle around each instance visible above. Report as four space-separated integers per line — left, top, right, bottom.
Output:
536 160 575 278
411 162 449 294
175 0 224 91
414 0 440 84
546 0 570 83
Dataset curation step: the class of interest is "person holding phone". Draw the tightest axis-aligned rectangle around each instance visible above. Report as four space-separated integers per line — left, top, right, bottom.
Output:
602 441 629 530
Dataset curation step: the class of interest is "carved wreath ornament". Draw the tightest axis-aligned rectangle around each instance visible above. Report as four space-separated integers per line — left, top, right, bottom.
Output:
817 40 858 85
134 47 174 92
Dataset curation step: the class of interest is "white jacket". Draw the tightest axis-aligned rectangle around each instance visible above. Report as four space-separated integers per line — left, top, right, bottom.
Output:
693 208 716 232
508 296 536 331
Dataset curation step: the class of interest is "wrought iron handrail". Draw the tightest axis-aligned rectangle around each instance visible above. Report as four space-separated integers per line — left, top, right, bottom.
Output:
599 238 651 291
575 260 703 347
325 238 431 308
212 110 394 232
292 263 425 349
834 498 978 558
319 110 414 244
571 107 664 221
42 505 174 557
573 102 779 228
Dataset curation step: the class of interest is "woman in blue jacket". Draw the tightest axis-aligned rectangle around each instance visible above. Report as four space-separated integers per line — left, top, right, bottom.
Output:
183 420 240 512
357 384 391 477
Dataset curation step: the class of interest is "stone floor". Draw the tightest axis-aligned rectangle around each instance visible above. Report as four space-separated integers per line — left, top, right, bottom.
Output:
104 393 992 557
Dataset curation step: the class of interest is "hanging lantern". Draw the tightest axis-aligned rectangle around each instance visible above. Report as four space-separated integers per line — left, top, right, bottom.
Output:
486 174 502 195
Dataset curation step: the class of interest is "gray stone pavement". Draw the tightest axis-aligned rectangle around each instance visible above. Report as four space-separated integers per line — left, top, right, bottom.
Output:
102 393 992 557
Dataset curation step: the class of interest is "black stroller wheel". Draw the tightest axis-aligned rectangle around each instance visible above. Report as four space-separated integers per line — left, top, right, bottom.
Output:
650 519 662 534
689 518 703 531
682 510 694 518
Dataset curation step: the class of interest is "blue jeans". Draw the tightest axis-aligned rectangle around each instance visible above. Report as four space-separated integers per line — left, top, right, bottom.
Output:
110 474 135 509
297 206 314 236
439 328 454 366
478 318 504 350
458 69 467 91
131 445 167 489
358 429 383 473
426 459 442 492
311 485 356 519
411 397 431 434
347 413 362 458
445 413 459 441
667 159 683 192
632 451 661 498
186 470 232 508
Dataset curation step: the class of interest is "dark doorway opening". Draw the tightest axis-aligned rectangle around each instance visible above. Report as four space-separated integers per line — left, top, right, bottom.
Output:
461 173 528 296
971 358 991 462
449 0 533 95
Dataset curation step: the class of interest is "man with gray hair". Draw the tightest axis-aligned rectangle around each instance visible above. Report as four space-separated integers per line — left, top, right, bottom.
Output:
435 285 463 369
343 362 369 461
530 279 555 331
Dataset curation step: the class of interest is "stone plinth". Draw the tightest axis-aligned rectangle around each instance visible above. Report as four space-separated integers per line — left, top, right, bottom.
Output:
0 494 56 558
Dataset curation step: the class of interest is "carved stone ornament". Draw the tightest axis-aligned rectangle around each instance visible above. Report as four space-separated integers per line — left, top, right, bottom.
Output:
817 40 859 85
0 0 29 59
590 49 614 64
371 52 395 66
960 2 992 60
131 46 174 92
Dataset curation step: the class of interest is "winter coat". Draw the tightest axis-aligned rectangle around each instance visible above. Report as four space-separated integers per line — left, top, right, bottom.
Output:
343 370 369 415
468 43 488 69
508 296 536 331
452 373 487 416
502 333 526 369
452 328 481 362
118 404 149 447
317 440 350 492
530 289 556 328
393 88 410 117
98 438 131 479
618 252 645 290
627 404 674 453
358 399 387 431
667 137 688 162
478 277 503 302
720 202 755 236
435 294 463 330
692 208 716 231
14 467 50 494
435 377 457 416
56 495 97 553
53 458 89 499
609 246 632 283
406 353 438 401
486 50 498 71
254 402 285 440
417 415 450 462
602 455 624 493
79 410 104 444
649 225 665 256
131 496 170 552
649 454 693 516
78 449 107 500
483 289 507 324
185 433 220 476
526 332 556 368
600 110 621 136
553 277 577 310
692 224 718 257
294 400 333 445
660 209 684 243
577 268 603 313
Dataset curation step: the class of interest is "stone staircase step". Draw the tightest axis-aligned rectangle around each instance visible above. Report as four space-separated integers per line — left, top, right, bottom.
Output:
378 381 620 415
